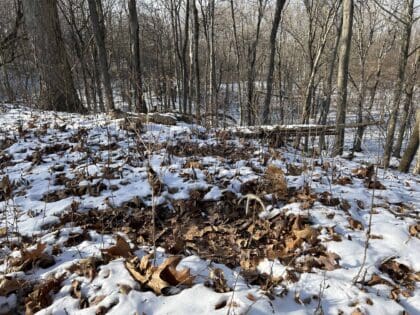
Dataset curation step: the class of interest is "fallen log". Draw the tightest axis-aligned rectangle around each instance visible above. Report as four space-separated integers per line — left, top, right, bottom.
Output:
230 120 384 140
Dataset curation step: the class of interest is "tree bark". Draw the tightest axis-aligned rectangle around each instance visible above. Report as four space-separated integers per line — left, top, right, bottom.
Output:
128 0 147 113
262 0 286 125
319 18 342 150
333 0 353 156
87 0 115 112
399 109 420 173
181 0 190 114
22 0 83 113
394 50 419 157
246 0 265 126
383 0 414 168
192 0 201 122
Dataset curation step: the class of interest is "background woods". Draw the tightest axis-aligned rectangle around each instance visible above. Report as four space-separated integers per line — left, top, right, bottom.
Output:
0 0 419 169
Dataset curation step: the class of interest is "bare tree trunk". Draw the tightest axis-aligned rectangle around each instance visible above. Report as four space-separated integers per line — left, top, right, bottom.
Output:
319 19 342 150
262 0 286 125
399 109 420 173
22 0 83 113
1 64 15 102
383 0 414 168
333 0 353 156
181 0 190 114
246 0 265 126
92 45 105 112
394 50 419 157
87 0 115 112
192 0 201 122
128 0 147 113
230 0 244 126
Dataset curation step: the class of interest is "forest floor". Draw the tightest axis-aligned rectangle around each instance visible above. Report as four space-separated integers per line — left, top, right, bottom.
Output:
0 104 419 315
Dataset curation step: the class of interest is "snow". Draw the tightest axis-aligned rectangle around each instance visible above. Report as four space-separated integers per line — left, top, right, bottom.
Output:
0 104 419 315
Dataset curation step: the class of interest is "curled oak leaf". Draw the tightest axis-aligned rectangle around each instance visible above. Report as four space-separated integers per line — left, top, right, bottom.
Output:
316 252 341 271
102 236 132 259
0 276 22 296
365 274 394 287
409 224 419 238
125 255 194 295
25 275 65 315
11 243 55 272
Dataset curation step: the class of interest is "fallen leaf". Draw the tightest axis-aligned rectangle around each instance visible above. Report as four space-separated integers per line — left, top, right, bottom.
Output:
264 165 288 200
409 224 419 238
208 268 231 293
102 236 132 258
0 276 21 296
11 243 55 272
125 255 194 295
348 217 364 230
25 275 65 315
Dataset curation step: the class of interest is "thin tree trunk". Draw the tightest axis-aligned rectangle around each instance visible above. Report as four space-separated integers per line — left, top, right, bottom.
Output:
333 0 354 156
128 0 146 113
87 0 115 112
1 64 15 102
319 18 342 150
246 0 265 126
383 0 414 168
192 0 201 122
399 109 420 172
262 0 286 125
230 0 244 126
393 50 419 157
181 0 190 114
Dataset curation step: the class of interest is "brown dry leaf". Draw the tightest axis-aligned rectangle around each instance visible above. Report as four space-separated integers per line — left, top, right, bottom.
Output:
246 293 257 302
208 268 231 293
318 191 340 207
409 224 419 238
365 274 394 287
333 177 352 186
67 257 101 281
293 226 317 241
0 226 7 237
125 255 194 295
366 180 386 190
25 275 65 315
184 160 203 169
184 226 204 241
317 252 341 271
11 243 55 272
326 226 342 242
90 295 106 305
351 308 364 315
379 258 411 282
390 288 400 300
118 284 133 294
348 217 364 230
71 280 82 299
265 165 288 200
352 165 374 180
0 276 21 296
0 175 13 200
102 236 132 258
287 164 304 176
340 199 351 212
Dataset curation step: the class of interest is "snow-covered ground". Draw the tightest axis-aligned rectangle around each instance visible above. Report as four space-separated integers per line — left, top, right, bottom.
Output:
0 104 419 315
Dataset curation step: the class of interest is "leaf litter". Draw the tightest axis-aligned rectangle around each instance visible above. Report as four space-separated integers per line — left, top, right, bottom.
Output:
0 104 419 314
